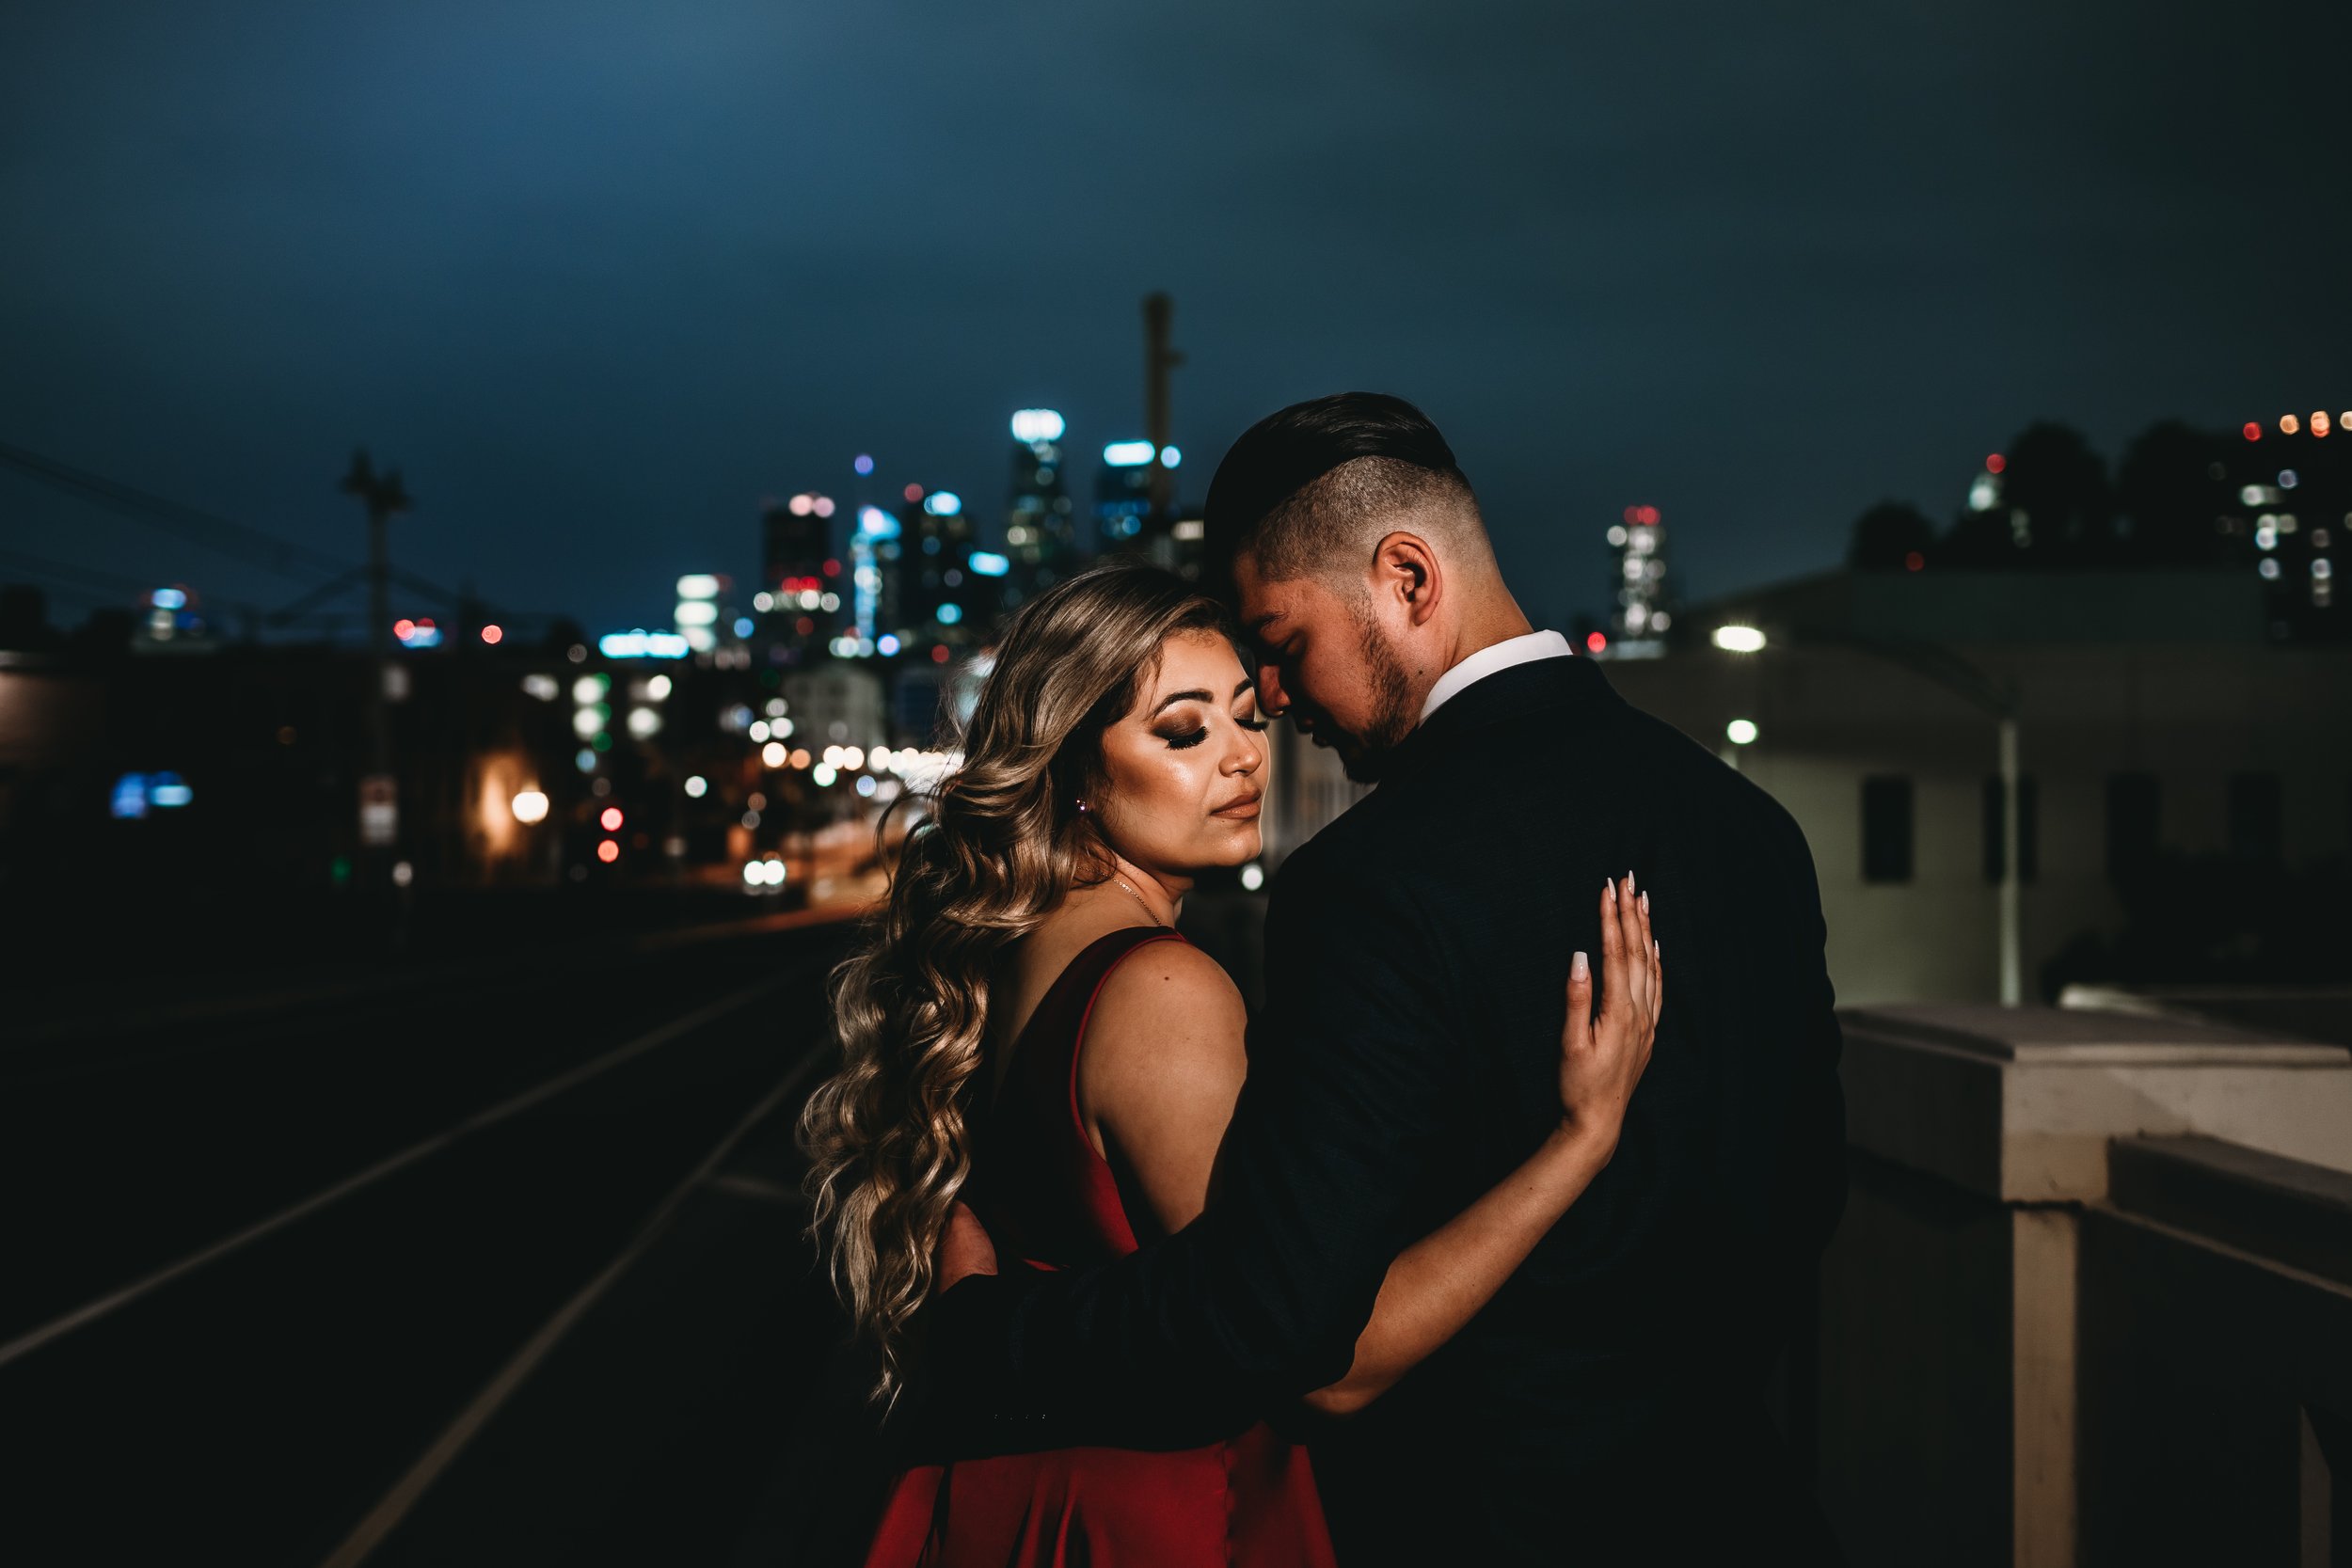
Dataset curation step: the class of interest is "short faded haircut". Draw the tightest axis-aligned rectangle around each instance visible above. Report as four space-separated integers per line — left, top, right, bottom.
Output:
1202 392 1488 587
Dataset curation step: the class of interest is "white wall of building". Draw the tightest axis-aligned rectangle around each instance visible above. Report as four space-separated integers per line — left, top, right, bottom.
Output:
1609 640 2352 1006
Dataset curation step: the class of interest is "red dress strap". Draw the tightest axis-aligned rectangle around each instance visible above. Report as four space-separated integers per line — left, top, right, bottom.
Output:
969 925 1187 1266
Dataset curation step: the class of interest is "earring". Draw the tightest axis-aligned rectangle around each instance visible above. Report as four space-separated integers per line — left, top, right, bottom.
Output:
1074 799 1089 814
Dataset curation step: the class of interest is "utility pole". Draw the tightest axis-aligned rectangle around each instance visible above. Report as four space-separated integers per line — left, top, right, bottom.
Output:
1997 711 2022 1006
1143 292 1183 526
342 450 411 872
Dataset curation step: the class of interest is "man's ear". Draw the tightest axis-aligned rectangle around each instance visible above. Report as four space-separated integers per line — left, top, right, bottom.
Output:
1374 531 1443 627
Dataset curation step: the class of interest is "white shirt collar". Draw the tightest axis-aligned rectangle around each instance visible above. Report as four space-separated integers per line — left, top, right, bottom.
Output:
1418 629 1576 722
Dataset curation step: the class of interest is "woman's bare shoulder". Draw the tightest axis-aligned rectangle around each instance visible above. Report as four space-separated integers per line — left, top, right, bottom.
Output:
1082 937 1248 1099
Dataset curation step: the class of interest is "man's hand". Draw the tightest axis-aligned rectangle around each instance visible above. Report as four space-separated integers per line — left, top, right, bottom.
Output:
939 1200 1000 1291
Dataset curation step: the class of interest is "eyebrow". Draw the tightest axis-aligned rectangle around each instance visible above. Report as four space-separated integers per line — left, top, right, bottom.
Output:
1247 611 1285 637
1150 677 1257 717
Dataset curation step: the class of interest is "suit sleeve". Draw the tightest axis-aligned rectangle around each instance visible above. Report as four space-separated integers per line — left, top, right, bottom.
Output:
924 838 1464 1440
1783 816 1849 1260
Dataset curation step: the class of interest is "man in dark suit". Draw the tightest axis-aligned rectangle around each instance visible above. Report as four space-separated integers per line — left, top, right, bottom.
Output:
933 392 1847 1564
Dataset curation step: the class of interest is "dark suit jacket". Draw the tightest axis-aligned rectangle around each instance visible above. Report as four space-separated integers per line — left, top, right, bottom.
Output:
930 654 1847 1563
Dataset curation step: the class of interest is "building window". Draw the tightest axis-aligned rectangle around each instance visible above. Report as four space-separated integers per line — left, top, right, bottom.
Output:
2228 773 2283 866
2105 774 2161 885
1980 775 2040 884
1862 776 1914 884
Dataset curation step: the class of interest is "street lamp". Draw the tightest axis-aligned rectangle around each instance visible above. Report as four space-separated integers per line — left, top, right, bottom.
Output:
1714 621 2025 1006
1713 625 1769 654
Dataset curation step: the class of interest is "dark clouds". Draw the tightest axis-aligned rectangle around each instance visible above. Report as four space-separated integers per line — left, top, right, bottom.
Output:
4 0 2346 636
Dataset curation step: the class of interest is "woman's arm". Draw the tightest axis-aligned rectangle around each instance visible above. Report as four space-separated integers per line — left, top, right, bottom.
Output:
1301 873 1661 1416
1080 938 1251 1238
940 878 1658 1423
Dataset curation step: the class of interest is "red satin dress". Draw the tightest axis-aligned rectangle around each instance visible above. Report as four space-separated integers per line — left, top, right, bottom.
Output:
862 926 1338 1568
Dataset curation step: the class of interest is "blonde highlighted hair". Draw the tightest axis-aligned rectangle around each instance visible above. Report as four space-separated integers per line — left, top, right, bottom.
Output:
796 560 1232 1405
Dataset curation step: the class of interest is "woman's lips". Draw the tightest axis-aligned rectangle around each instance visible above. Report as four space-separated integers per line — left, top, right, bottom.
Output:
1211 791 1263 820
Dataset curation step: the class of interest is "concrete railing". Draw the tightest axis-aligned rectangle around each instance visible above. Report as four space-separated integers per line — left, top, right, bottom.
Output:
1816 1003 2352 1567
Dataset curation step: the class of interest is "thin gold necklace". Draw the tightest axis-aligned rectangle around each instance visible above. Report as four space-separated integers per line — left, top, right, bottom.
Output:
1111 874 1167 927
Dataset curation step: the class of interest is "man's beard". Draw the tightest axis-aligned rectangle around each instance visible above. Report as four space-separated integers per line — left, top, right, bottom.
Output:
1323 612 1419 784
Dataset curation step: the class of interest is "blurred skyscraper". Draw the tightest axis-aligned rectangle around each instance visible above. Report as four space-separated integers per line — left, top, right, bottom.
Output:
2226 409 2344 641
1004 409 1075 607
758 493 842 662
1608 504 1674 657
1095 439 1192 574
1093 439 1155 553
902 487 981 651
845 505 901 656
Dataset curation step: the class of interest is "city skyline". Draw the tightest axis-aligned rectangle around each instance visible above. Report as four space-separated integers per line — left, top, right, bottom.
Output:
5 2 2348 640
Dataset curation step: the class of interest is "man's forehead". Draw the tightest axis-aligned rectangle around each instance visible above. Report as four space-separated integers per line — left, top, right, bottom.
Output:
1234 564 1312 634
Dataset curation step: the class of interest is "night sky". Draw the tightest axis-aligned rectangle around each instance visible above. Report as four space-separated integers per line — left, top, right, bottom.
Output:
5 1 2347 641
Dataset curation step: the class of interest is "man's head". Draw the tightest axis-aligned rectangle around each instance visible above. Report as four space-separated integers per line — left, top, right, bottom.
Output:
1207 392 1515 782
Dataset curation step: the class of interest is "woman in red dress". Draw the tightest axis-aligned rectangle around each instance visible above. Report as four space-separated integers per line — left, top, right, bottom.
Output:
800 562 1661 1566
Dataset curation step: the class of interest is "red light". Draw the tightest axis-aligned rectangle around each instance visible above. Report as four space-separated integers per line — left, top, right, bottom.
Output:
1984 453 2006 475
393 618 415 639
796 616 815 635
596 839 620 863
480 624 503 645
931 644 950 664
1622 506 1641 525
1635 505 1661 527
823 559 841 578
2244 422 2263 441
1905 551 1925 572
599 806 624 832
903 483 923 503
1585 631 1608 654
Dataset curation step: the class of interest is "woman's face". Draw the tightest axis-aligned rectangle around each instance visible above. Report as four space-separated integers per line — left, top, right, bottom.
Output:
1092 629 1268 878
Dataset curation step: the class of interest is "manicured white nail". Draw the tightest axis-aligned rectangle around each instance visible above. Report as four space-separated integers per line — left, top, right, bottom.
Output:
1571 951 1589 981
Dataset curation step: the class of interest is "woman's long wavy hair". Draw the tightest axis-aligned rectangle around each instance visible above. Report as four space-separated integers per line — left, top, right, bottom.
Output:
797 560 1232 1406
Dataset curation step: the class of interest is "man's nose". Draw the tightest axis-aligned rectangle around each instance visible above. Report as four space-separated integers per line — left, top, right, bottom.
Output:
1255 659 1290 717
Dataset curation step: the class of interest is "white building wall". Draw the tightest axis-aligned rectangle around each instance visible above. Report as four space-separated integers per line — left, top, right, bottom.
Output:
1611 641 2352 1006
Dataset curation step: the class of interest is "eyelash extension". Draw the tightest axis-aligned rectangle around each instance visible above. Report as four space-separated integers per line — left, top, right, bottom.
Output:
1165 716 1268 749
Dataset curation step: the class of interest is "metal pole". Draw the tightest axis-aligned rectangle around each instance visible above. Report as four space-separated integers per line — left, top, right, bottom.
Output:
368 503 390 773
1143 292 1177 525
1998 711 2022 1006
342 451 409 874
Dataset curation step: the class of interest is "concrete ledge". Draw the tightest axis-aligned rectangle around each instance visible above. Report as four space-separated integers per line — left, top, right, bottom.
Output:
2059 983 2352 1050
2107 1136 2352 1290
1840 1005 2352 1202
